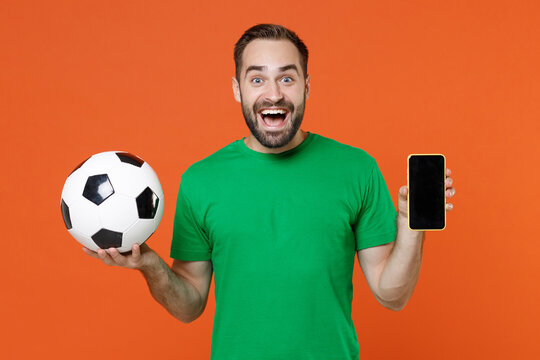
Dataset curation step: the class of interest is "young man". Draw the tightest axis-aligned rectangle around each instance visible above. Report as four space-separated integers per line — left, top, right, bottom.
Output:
83 24 455 360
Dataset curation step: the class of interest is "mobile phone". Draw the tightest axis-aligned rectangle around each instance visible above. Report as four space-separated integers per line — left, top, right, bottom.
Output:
407 154 446 231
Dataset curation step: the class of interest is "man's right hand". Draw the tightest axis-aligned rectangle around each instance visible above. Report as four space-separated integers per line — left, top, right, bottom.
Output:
81 242 207 323
82 243 158 271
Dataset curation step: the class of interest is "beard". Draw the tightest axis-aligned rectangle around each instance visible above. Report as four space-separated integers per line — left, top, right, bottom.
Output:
241 94 306 149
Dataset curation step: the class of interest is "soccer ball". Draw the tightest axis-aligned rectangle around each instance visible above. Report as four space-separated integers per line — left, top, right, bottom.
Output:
61 151 164 253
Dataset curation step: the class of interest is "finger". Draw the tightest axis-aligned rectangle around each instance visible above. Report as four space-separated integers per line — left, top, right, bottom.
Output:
132 243 141 261
108 248 126 266
97 249 116 266
445 177 453 187
446 168 451 176
82 247 100 259
446 203 453 211
446 188 456 197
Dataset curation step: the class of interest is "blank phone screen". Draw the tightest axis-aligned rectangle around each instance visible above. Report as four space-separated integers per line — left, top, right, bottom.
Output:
408 155 446 230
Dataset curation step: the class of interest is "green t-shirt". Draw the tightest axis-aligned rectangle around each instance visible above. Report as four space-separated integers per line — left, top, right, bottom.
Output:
170 132 397 360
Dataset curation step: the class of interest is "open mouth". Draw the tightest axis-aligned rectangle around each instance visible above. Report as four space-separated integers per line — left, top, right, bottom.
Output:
257 108 290 130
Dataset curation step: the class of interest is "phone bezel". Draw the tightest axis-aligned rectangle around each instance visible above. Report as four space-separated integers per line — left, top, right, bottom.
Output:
407 154 447 231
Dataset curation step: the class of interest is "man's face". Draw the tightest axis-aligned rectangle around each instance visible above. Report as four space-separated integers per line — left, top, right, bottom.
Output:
233 39 310 149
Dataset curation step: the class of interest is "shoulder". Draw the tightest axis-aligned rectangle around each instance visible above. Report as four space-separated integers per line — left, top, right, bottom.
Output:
178 139 240 198
182 140 239 178
312 133 377 169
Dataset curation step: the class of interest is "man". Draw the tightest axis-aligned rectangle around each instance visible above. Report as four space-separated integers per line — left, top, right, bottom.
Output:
83 24 456 359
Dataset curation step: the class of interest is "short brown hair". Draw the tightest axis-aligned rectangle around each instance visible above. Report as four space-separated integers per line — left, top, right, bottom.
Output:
234 24 309 81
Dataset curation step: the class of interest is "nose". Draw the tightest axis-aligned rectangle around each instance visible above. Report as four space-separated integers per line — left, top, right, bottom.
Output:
264 81 283 103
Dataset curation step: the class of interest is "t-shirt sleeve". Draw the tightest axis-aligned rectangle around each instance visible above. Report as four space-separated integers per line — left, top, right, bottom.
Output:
354 159 397 251
170 177 212 261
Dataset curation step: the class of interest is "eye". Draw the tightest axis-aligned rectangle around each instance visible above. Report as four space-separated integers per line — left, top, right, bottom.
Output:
251 77 263 84
282 76 293 83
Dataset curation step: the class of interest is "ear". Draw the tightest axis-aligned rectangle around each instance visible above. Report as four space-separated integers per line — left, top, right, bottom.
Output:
305 74 311 100
232 76 241 103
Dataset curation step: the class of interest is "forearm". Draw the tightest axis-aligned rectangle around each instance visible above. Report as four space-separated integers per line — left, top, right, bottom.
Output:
139 253 203 323
378 215 425 310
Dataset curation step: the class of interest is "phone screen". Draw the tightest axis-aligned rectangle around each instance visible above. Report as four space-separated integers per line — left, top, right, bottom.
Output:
408 154 446 230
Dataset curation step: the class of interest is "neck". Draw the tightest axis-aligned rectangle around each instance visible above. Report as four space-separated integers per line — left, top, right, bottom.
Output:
244 129 308 154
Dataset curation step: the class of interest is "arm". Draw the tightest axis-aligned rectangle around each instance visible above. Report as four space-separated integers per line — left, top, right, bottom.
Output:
357 216 424 311
357 168 455 311
83 243 213 323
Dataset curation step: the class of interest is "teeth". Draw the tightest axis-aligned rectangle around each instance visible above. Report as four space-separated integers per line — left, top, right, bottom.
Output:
261 109 287 115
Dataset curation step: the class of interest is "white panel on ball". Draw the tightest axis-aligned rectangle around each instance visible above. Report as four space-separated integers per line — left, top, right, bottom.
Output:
61 166 90 205
98 193 139 232
107 161 148 197
82 152 122 175
68 198 102 237
141 162 164 198
123 219 156 251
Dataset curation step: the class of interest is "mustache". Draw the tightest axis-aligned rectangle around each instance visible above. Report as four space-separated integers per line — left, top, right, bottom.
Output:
253 100 294 112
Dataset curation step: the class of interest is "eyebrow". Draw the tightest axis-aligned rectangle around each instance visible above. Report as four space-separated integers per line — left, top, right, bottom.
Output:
245 64 299 77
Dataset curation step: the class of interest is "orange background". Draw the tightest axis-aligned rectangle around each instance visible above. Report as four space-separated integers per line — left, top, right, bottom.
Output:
1 1 539 359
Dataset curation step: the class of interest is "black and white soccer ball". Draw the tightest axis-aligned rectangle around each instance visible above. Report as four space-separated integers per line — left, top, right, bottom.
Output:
61 151 164 253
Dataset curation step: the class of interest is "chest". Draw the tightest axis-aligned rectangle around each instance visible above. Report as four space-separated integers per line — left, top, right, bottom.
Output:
202 170 360 261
